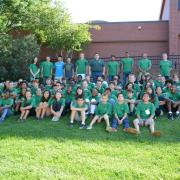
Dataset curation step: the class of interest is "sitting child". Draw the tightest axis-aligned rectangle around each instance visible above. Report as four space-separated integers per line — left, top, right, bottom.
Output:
133 93 161 136
69 95 88 129
87 94 112 132
111 93 138 134
0 91 14 123
19 91 35 122
50 91 65 121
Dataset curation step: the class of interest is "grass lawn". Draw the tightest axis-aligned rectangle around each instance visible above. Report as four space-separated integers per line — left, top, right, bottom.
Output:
0 115 179 179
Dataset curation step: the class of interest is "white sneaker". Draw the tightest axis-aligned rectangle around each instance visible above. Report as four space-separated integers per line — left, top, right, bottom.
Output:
86 125 92 130
52 116 59 122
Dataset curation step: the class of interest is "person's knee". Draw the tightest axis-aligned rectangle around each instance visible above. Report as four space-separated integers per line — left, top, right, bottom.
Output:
133 118 139 124
104 114 109 120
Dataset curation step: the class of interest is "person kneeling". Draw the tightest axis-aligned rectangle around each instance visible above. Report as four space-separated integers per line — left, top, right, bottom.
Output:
87 95 112 132
69 95 88 129
133 93 161 136
112 93 138 134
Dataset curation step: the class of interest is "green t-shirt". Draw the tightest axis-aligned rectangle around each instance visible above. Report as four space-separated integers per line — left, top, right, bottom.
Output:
173 81 180 91
89 59 104 72
122 57 134 73
122 90 137 100
29 64 39 77
136 101 155 120
138 58 152 71
88 82 95 91
41 61 53 77
76 59 88 74
111 90 119 97
0 98 14 107
95 102 112 116
84 88 92 100
113 102 129 118
154 80 163 88
107 61 119 76
21 97 36 108
160 60 172 76
34 95 42 107
49 98 65 107
89 94 101 103
71 100 88 109
96 86 105 95
64 91 74 102
168 92 180 102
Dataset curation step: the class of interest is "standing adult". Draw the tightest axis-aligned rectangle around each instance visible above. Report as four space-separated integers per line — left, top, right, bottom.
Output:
54 55 65 82
64 57 74 80
76 53 88 79
29 57 40 82
121 52 134 86
40 56 53 84
138 53 152 80
89 53 105 82
107 55 119 82
159 53 172 80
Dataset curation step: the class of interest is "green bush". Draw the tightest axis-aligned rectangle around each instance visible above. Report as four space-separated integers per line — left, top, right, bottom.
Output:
0 34 40 81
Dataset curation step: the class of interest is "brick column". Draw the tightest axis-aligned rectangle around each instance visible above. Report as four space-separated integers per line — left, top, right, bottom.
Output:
169 0 180 55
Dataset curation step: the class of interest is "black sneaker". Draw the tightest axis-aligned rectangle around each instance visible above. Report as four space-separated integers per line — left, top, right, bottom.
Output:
69 122 74 128
79 124 86 129
168 113 174 120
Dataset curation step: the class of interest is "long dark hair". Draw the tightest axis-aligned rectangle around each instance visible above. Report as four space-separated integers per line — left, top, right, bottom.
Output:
75 87 84 100
41 90 51 102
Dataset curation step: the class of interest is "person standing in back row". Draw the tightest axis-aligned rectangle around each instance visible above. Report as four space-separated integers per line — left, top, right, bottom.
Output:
107 55 119 82
121 51 134 86
89 53 105 83
138 53 152 80
160 53 172 80
40 56 53 84
76 53 88 79
54 55 65 82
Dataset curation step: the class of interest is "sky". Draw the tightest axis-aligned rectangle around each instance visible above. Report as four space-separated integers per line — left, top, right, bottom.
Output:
63 0 163 23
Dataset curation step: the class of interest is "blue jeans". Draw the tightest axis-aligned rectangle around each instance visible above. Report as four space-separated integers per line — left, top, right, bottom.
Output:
92 72 103 83
123 72 131 87
112 117 130 129
0 108 12 121
108 98 116 107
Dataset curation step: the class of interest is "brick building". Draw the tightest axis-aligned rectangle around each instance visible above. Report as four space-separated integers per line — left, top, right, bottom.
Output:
83 0 180 58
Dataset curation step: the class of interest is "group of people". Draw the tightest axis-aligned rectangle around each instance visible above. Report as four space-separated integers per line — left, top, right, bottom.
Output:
0 52 179 136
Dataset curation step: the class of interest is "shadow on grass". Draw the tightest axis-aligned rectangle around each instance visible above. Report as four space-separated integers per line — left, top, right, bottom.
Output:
0 115 180 144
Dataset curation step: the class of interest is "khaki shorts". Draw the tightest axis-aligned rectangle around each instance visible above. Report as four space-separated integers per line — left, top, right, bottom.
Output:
134 118 154 126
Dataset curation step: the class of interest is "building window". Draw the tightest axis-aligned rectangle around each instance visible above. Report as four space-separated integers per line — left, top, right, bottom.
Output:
178 0 180 10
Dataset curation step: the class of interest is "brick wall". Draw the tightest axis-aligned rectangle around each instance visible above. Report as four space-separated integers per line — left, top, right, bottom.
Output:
83 21 169 58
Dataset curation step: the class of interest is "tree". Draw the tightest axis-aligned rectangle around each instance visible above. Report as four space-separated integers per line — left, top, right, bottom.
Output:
0 35 40 81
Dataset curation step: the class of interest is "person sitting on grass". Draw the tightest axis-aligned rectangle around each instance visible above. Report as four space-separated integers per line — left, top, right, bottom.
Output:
166 85 180 120
0 91 14 123
36 90 51 120
50 91 65 122
86 94 112 132
14 87 27 114
124 89 136 116
156 86 168 116
69 95 88 129
89 88 101 117
19 91 36 122
133 93 161 136
111 93 138 134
